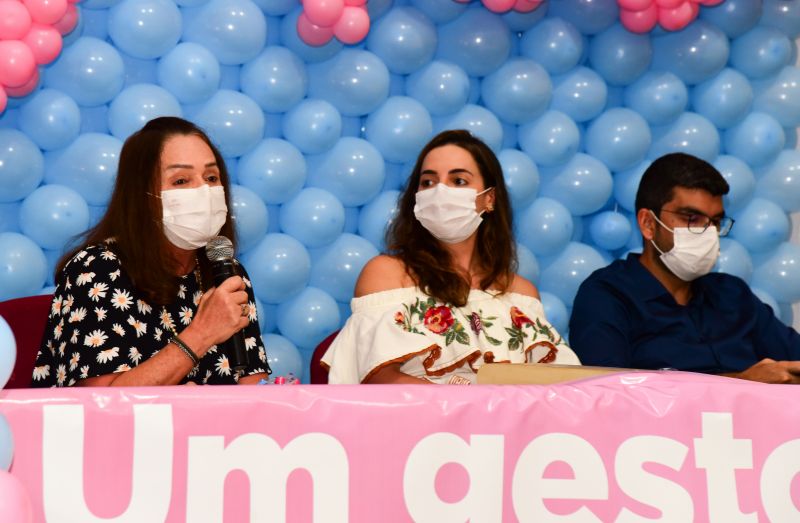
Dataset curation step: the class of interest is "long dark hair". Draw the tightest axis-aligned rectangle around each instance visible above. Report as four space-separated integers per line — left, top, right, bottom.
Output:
386 130 516 307
57 117 237 305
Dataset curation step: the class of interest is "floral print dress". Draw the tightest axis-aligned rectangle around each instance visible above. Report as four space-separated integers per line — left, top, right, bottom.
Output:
32 241 269 387
321 287 580 384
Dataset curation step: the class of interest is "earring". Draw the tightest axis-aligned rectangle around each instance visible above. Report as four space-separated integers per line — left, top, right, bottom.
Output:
486 204 494 212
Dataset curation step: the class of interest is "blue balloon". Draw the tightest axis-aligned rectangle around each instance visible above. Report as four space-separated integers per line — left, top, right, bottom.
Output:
0 232 47 301
44 37 125 106
650 112 720 163
589 23 652 86
539 291 568 335
108 84 182 140
230 184 268 254
624 71 687 126
182 0 266 65
541 153 613 216
753 66 800 128
713 155 755 213
19 185 90 251
308 49 391 117
730 27 791 80
723 112 785 168
0 414 13 469
692 68 753 130
436 6 511 77
260 301 277 333
83 0 122 8
0 129 44 203
434 104 503 151
217 63 241 92
785 126 798 149
540 242 607 307
240 46 307 113
715 238 753 283
254 0 295 16
358 190 400 251
343 207 358 235
263 333 303 379
119 52 158 87
308 137 385 207
549 0 618 35
588 210 631 251
699 0 762 38
499 149 539 210
242 233 310 304
651 20 729 85
276 287 341 349
157 42 220 104
79 7 109 40
551 67 607 123
751 287 780 317
108 0 182 59
517 110 579 167
585 108 651 172
225 137 286 188
18 89 81 151
279 7 343 63
406 60 469 117
279 188 345 248
0 316 14 390
310 233 378 302
282 99 342 155
761 0 800 39
519 17 583 75
365 96 433 163
755 149 800 212
502 3 548 32
409 0 467 24
0 202 20 233
752 242 800 303
481 58 551 125
516 242 539 286
80 105 109 134
367 7 437 75
517 197 573 256
45 133 122 206
730 197 790 253
194 90 264 157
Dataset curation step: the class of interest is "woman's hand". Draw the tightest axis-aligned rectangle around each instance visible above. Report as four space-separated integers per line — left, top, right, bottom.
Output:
183 275 250 355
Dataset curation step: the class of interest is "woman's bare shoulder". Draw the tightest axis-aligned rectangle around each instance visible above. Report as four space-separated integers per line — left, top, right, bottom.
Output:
354 255 412 297
507 273 540 299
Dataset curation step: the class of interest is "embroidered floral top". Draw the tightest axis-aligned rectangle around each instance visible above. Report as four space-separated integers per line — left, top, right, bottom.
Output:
321 287 580 384
31 241 269 387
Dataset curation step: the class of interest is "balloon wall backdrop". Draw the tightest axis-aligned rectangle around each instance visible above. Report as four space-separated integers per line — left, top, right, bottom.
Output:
2 0 800 382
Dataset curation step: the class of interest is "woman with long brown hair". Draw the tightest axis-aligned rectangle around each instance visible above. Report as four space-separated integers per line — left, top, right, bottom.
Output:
32 117 270 386
322 130 579 384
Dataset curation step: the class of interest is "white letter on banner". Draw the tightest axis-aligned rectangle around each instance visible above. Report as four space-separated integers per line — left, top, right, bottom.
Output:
403 433 504 523
760 439 800 522
512 433 607 523
42 404 173 522
614 436 693 522
693 412 756 523
186 432 348 523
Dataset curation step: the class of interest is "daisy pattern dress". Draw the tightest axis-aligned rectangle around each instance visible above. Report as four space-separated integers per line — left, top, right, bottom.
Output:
32 241 269 387
321 287 580 384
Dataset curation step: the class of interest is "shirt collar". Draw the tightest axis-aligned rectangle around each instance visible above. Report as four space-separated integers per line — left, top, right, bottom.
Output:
624 253 673 301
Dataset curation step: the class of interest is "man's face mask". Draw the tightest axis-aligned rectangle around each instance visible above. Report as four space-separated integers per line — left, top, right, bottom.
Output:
650 210 720 282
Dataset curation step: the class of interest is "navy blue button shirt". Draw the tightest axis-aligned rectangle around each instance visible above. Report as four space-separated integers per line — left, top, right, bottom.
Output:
569 253 800 373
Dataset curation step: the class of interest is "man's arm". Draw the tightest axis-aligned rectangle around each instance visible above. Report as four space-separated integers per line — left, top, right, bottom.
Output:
568 279 634 368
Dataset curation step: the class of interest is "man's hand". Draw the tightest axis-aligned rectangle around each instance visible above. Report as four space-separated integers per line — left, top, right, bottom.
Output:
724 358 800 384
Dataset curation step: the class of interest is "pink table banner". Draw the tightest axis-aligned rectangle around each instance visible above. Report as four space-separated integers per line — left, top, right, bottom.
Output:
1 371 799 522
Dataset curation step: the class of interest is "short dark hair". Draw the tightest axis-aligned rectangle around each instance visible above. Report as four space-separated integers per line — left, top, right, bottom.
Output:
635 152 729 213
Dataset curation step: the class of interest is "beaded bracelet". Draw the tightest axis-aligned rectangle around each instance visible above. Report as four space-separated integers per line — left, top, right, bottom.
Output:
170 334 200 367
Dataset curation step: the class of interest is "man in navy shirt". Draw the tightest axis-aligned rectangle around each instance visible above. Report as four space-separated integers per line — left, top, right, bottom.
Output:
569 152 800 383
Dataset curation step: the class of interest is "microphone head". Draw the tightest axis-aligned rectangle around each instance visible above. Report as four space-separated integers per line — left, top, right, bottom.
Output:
206 236 234 262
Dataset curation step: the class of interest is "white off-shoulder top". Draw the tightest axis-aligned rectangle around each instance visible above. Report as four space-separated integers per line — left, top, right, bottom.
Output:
321 287 580 384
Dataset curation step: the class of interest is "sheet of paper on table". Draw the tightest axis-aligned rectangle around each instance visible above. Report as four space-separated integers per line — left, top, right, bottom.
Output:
477 363 630 384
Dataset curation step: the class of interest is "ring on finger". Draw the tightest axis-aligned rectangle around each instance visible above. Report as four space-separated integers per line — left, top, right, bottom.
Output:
240 303 248 317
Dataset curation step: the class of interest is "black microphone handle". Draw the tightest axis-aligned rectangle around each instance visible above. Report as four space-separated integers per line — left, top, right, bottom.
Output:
210 259 249 372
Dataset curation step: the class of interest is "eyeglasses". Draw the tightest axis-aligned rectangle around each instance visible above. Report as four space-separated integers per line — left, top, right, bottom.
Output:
658 209 735 237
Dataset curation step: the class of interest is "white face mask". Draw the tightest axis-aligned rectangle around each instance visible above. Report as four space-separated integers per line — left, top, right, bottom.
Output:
650 210 719 282
161 185 228 250
413 184 492 244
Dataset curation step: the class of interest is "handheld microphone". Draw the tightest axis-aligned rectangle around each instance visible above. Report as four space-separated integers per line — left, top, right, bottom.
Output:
205 236 249 372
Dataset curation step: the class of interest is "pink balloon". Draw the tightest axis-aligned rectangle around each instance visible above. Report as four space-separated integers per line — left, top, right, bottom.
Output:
513 0 542 12
52 3 77 35
658 1 697 31
0 471 33 523
0 40 36 88
22 23 61 64
0 86 7 113
302 0 344 28
333 5 369 45
5 66 38 96
22 0 67 25
620 4 658 33
618 0 652 10
694 0 723 5
0 0 32 40
655 0 683 8
296 11 334 46
482 0 516 13
344 0 366 5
